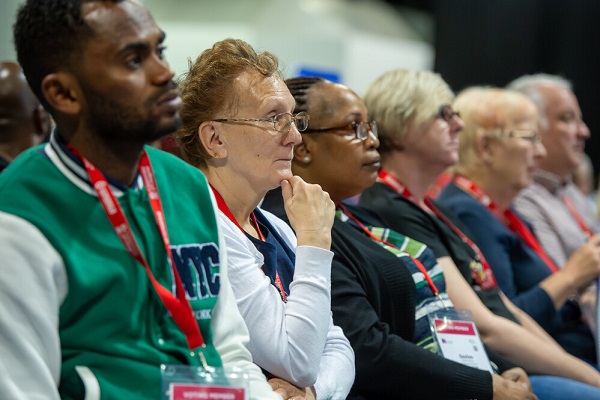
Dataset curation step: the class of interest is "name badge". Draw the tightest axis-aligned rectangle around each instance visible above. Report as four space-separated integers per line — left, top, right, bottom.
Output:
162 364 248 400
428 308 493 373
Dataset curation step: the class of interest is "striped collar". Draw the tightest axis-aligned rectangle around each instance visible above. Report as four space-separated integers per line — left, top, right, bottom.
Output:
44 131 144 197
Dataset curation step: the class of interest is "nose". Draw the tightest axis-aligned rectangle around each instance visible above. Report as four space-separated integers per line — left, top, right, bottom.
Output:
450 115 465 135
364 129 380 149
578 120 591 139
151 53 175 85
284 123 302 146
533 140 547 160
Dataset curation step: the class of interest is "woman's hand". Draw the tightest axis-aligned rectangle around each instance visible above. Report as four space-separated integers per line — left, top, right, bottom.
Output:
492 370 538 400
269 378 317 400
281 176 335 250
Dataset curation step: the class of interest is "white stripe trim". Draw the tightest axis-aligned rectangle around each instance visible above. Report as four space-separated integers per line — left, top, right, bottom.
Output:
45 134 144 196
75 366 101 400
45 143 97 196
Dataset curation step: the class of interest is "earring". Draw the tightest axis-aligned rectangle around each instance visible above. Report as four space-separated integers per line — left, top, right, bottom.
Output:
303 156 309 162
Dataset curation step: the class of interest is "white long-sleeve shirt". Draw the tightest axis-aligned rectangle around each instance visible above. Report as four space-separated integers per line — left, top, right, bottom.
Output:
220 207 355 399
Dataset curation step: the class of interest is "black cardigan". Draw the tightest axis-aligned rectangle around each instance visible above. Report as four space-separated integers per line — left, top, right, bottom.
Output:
262 189 493 400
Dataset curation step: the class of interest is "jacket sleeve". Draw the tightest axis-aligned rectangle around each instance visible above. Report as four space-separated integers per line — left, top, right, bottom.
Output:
313 320 355 400
0 212 67 400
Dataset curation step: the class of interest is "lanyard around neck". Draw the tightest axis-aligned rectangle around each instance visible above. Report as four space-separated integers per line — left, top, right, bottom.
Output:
453 175 559 273
378 169 498 290
210 185 288 301
337 202 441 296
562 194 594 238
69 146 205 350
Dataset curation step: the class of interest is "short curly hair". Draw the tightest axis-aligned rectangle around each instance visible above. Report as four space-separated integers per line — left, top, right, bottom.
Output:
13 0 123 110
176 38 280 168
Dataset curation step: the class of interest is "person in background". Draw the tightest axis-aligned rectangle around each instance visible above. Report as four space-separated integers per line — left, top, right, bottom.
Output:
359 69 600 394
572 152 596 213
0 1 283 399
0 61 50 172
508 74 599 268
262 76 542 400
437 86 600 366
509 76 600 341
175 38 355 400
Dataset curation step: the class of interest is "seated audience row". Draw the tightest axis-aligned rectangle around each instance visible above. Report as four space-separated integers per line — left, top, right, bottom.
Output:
2 0 600 398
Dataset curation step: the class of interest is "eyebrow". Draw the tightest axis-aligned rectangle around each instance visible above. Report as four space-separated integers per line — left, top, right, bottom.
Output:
118 31 166 55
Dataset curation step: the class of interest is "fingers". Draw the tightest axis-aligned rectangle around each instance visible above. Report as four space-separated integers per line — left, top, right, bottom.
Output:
268 378 297 399
281 175 333 249
281 179 292 203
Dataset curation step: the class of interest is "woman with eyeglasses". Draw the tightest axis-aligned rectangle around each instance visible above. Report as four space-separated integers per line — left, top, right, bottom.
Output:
259 76 549 400
357 70 600 395
436 86 600 365
175 39 354 400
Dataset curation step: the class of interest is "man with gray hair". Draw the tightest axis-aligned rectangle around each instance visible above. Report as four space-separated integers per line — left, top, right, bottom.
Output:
508 74 600 269
508 75 600 360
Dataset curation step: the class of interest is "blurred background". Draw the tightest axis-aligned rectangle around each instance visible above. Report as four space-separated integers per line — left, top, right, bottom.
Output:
1 0 599 180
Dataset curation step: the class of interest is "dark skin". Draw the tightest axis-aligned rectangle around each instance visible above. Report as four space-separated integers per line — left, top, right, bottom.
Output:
40 0 181 185
0 61 50 161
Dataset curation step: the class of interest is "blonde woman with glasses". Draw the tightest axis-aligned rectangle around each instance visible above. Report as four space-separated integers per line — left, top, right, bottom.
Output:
437 86 600 365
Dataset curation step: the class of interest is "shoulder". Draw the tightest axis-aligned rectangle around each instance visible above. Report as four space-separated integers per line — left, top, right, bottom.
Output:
146 146 207 185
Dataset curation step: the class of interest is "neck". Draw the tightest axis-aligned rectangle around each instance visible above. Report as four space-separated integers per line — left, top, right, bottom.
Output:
461 169 517 210
68 133 144 186
204 167 264 232
537 159 571 182
381 152 446 202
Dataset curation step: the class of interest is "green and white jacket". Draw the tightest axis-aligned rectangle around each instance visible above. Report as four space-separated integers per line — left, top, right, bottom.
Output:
0 134 280 400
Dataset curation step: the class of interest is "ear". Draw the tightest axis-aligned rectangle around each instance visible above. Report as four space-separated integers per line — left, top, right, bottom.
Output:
198 121 226 159
475 133 494 164
41 72 81 116
293 139 311 165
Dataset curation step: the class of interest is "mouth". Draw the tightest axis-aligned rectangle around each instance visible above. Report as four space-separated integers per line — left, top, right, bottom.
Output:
156 89 182 113
363 157 382 169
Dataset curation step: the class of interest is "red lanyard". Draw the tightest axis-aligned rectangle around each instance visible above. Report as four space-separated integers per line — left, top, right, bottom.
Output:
337 202 440 296
378 169 498 290
70 146 205 350
562 194 594 239
453 175 559 273
210 186 288 302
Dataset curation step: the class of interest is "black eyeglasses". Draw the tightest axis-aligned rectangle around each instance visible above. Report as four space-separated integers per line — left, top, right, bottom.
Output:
213 111 310 134
303 121 378 141
436 105 461 123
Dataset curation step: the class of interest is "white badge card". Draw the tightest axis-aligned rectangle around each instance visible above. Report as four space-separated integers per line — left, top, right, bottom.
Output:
161 364 249 400
428 308 493 373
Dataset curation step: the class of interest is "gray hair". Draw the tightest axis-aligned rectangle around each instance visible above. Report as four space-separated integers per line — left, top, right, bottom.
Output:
506 74 572 130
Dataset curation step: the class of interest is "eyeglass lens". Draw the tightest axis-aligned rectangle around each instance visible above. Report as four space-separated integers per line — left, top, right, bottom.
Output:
355 121 378 140
274 112 309 133
438 105 460 123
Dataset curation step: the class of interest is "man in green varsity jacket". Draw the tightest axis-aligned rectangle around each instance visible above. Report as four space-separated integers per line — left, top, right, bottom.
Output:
0 0 285 399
